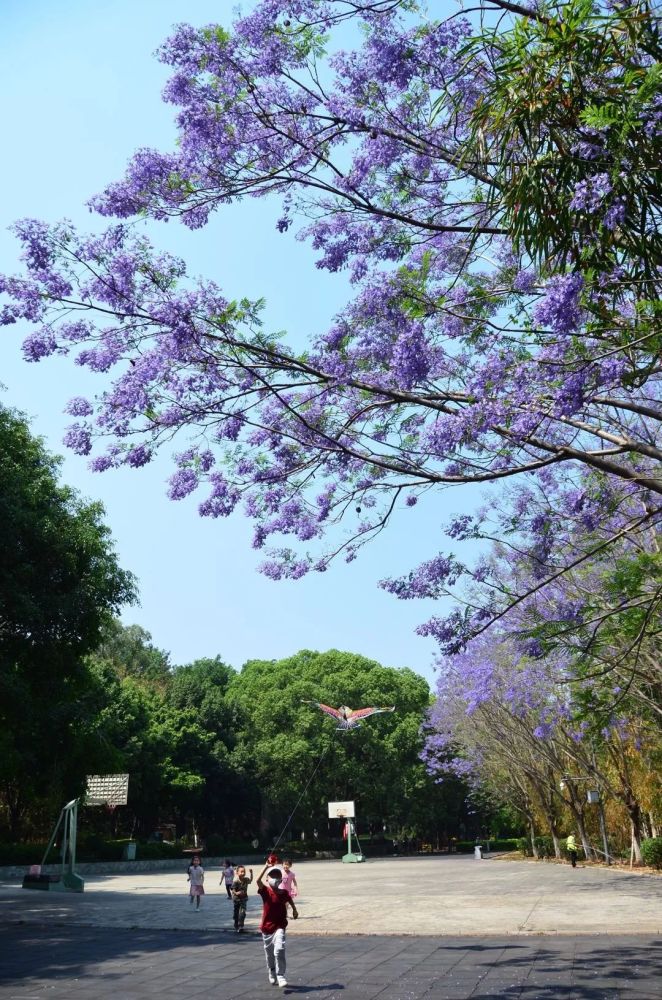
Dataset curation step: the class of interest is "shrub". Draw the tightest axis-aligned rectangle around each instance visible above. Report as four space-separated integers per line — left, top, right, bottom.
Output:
484 838 519 852
641 838 662 870
517 837 532 856
0 837 124 865
533 836 556 858
77 834 124 861
451 838 520 854
204 834 225 856
0 842 50 866
135 841 184 860
203 841 261 859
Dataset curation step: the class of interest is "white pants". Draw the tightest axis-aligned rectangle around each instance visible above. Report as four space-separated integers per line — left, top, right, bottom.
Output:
262 928 286 976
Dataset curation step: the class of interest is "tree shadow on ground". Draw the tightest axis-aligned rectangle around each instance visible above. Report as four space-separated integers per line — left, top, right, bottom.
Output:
0 921 659 1000
446 938 661 1000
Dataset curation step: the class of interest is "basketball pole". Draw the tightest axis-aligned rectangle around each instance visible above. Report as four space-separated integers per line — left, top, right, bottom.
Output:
328 800 364 863
22 798 84 893
343 818 364 863
23 774 129 893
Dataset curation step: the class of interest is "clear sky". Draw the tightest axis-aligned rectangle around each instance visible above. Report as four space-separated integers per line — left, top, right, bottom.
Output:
0 0 476 684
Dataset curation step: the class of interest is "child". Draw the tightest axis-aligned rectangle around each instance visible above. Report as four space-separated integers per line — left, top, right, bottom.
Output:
187 855 205 910
279 859 298 898
257 860 298 988
220 859 235 899
231 864 254 932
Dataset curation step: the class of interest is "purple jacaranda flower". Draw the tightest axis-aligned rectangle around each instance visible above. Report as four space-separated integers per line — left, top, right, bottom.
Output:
534 274 584 334
603 197 626 230
0 0 656 703
569 173 612 213
62 423 92 456
22 328 59 361
125 444 152 467
381 553 463 600
64 397 94 417
513 270 537 293
167 468 199 499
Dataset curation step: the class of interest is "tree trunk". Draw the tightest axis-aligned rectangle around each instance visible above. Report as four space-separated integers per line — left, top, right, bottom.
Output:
598 801 611 864
531 775 562 858
550 829 561 859
259 790 272 839
571 804 592 858
544 801 563 858
563 785 594 860
576 815 593 860
541 802 562 858
629 812 643 864
606 740 646 864
4 784 26 841
529 817 539 858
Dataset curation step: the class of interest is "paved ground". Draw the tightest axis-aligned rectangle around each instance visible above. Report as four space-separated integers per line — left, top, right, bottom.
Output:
1 856 660 935
0 856 660 998
0 925 659 999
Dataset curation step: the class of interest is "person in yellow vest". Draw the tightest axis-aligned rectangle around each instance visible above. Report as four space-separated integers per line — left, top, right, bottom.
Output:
566 833 578 868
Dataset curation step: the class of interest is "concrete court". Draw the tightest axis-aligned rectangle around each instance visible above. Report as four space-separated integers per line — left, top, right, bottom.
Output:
0 855 660 935
1 857 661 999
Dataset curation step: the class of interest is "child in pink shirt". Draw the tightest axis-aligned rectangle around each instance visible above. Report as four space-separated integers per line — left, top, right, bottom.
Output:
279 858 298 897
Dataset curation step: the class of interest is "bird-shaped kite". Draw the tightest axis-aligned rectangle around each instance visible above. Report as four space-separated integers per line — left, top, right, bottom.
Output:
302 701 396 730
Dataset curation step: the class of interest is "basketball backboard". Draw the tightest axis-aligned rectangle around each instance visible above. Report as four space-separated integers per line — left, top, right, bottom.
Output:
85 774 129 807
328 800 355 818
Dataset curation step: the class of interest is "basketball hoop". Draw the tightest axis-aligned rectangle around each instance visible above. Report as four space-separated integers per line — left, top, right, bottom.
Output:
85 774 129 808
328 801 364 863
328 800 355 819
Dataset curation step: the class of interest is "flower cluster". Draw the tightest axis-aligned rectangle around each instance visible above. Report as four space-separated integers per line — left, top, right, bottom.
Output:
0 0 659 667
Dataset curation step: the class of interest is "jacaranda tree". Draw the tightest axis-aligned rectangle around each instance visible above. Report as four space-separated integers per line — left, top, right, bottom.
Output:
423 631 660 861
0 0 659 663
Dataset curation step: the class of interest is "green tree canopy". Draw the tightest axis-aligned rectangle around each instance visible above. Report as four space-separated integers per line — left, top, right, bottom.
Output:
82 630 246 838
167 656 236 736
0 407 135 837
92 620 171 687
227 649 440 840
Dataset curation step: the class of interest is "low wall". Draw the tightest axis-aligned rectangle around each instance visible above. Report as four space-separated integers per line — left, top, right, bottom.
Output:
0 855 259 882
0 852 339 882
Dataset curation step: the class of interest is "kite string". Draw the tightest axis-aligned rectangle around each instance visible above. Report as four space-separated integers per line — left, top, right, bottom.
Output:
271 735 336 854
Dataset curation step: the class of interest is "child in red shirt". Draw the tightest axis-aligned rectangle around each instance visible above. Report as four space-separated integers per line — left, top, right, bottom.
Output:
256 860 299 988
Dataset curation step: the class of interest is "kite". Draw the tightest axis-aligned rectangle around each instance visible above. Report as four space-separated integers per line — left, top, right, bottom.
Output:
302 701 396 730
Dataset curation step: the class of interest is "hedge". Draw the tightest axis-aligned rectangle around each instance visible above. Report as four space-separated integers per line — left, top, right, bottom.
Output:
517 836 556 858
641 838 662 870
0 839 185 865
454 838 520 853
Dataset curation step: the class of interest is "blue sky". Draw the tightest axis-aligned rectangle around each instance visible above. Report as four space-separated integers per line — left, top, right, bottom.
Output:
0 0 476 684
